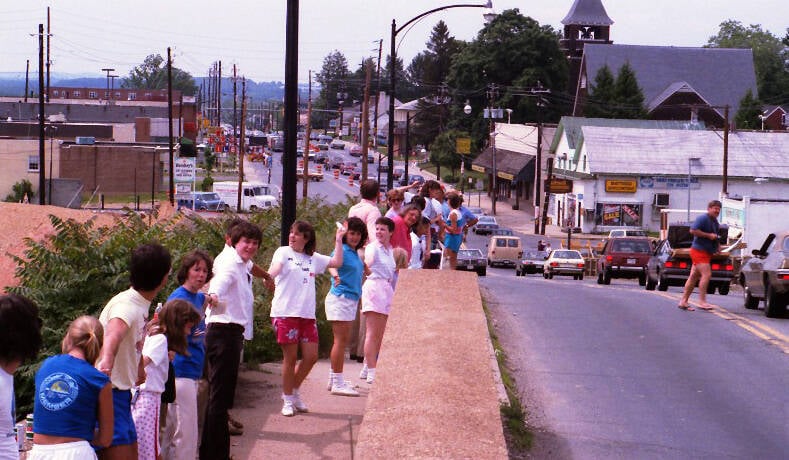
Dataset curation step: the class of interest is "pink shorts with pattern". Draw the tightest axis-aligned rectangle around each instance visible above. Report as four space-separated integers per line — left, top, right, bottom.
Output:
272 317 319 344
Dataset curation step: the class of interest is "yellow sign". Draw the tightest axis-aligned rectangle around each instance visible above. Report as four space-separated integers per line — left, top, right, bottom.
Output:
471 165 486 173
497 171 514 180
456 138 471 155
605 179 637 193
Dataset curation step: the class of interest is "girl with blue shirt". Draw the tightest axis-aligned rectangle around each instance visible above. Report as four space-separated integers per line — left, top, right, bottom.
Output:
325 217 369 397
31 315 112 460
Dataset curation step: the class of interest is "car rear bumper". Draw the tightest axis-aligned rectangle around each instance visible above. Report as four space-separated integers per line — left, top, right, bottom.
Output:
662 269 735 285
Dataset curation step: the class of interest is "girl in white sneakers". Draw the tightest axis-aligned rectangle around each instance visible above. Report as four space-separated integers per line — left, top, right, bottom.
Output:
268 221 345 416
360 217 397 384
325 217 369 397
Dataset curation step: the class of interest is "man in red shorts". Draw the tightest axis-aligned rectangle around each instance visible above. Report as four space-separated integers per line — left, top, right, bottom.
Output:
678 200 722 311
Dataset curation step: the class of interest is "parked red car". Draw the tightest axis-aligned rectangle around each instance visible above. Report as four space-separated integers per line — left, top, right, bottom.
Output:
596 237 652 285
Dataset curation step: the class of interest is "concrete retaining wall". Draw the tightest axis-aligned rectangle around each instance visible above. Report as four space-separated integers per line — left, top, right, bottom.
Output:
355 270 508 459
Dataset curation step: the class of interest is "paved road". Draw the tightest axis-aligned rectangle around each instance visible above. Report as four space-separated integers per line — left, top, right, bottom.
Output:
464 228 789 459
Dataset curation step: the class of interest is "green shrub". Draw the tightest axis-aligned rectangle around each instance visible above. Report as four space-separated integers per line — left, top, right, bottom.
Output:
201 175 214 192
442 174 458 184
9 195 357 416
5 179 34 202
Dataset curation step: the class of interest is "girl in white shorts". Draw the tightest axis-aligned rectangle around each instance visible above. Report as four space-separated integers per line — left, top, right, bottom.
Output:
360 216 397 384
325 217 368 396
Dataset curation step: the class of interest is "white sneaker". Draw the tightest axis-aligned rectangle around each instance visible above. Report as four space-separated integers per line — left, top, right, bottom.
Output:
365 368 376 384
291 391 309 413
281 398 295 417
331 380 360 397
327 373 334 391
359 365 368 380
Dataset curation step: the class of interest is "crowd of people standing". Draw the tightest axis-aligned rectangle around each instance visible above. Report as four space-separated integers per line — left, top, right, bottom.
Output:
1 176 478 460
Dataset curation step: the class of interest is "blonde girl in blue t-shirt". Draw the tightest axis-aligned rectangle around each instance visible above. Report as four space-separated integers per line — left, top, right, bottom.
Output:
132 299 199 460
30 315 112 459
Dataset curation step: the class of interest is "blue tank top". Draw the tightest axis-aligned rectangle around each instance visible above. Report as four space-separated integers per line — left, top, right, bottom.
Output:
329 244 364 300
34 354 109 441
168 286 207 380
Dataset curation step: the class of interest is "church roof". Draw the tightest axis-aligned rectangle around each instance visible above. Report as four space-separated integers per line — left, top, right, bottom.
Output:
582 44 758 117
561 0 614 26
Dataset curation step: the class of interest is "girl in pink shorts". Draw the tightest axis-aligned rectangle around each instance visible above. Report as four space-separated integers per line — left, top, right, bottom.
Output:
267 221 345 416
360 216 397 384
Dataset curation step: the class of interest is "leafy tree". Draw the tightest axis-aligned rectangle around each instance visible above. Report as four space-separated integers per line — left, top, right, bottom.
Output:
429 129 466 179
446 9 568 150
382 54 419 102
123 54 198 96
612 62 648 118
734 89 763 129
706 20 789 103
584 65 615 118
313 51 351 130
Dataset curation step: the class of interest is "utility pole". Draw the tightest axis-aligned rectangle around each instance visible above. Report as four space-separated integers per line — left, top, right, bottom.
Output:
167 47 174 206
217 61 222 127
38 23 45 205
282 0 299 245
233 64 237 153
239 77 246 192
101 68 115 103
303 70 313 199
541 157 553 236
487 83 498 215
46 7 50 103
361 63 372 180
373 39 383 185
529 82 550 234
722 105 729 196
24 60 29 102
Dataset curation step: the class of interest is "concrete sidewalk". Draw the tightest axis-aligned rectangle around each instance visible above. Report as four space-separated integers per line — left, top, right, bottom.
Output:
230 359 368 459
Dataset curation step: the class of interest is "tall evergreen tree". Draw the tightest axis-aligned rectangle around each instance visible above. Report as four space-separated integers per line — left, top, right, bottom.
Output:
734 89 763 129
584 65 615 118
313 51 351 131
612 62 647 118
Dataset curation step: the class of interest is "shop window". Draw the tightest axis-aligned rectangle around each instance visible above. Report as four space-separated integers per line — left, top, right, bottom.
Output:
89 91 97 98
594 203 642 227
129 93 137 100
28 156 40 172
73 91 81 97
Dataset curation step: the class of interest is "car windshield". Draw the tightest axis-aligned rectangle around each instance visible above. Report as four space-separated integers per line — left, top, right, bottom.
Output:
782 236 789 252
611 240 652 253
553 250 581 259
201 193 220 201
523 251 548 259
479 216 495 224
459 249 483 257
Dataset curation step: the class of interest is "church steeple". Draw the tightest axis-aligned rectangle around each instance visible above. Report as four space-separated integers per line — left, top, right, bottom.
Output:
561 0 614 107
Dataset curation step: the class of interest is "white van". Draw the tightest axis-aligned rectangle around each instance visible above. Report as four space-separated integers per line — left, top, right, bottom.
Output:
212 181 279 212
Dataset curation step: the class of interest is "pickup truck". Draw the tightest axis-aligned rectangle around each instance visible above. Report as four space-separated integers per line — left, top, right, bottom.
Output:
645 224 734 295
296 168 324 182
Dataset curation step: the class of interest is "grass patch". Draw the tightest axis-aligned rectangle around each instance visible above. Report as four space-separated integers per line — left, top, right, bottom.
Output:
481 299 532 454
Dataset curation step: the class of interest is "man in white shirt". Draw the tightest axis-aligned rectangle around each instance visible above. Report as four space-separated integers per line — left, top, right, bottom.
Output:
200 220 262 460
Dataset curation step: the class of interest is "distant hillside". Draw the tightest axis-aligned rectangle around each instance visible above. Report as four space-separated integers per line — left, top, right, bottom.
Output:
0 75 309 101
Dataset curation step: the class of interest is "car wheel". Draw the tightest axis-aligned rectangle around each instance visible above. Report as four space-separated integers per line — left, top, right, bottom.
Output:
478 269 487 277
706 284 716 295
578 273 584 281
487 259 492 267
717 284 730 296
543 272 549 279
657 273 669 291
645 275 656 291
603 269 611 285
638 274 646 286
597 272 604 285
547 272 554 279
743 284 759 309
764 284 787 318
573 274 578 280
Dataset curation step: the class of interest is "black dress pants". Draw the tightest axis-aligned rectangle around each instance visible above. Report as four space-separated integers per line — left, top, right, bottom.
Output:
199 323 244 460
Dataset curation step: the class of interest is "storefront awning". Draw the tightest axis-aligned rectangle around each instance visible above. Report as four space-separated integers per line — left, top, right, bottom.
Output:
472 147 535 182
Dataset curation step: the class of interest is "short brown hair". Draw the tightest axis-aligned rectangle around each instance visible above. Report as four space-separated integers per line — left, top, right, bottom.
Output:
359 179 379 200
176 250 214 285
708 200 722 209
291 220 317 255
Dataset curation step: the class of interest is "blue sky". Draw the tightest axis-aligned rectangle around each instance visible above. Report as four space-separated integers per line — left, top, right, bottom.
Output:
1 0 785 82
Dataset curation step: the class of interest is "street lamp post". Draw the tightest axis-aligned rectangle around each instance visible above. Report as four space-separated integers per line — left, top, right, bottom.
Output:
386 1 494 190
687 157 700 223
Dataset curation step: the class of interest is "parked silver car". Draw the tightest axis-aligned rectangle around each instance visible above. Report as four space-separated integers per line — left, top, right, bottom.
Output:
740 231 789 318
